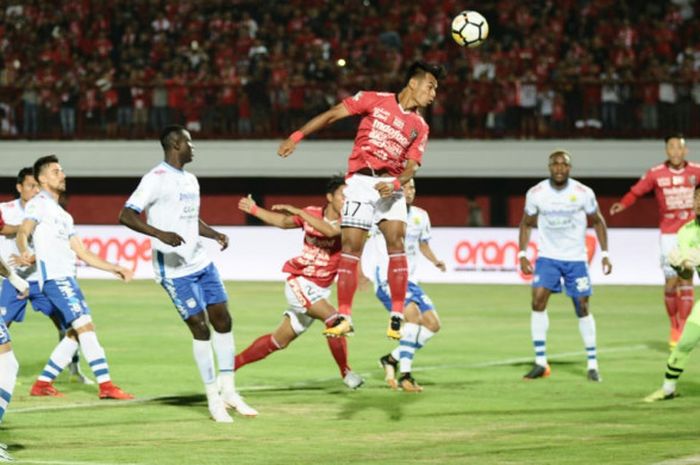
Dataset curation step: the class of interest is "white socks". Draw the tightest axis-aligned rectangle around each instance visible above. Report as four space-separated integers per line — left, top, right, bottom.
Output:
211 331 235 394
531 310 549 367
78 331 110 384
0 350 18 422
192 339 216 385
38 336 79 382
397 322 420 374
578 315 598 370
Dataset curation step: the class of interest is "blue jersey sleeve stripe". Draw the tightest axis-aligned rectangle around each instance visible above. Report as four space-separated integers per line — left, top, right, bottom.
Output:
124 203 143 213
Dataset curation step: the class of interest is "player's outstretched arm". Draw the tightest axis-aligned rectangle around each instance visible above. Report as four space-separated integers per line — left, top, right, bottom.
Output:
518 213 537 275
238 195 298 229
119 207 185 247
272 204 340 237
198 219 228 251
589 209 612 275
277 103 351 158
419 241 446 271
70 235 134 282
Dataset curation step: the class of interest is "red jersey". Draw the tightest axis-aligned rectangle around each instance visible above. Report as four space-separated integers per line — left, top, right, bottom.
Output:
620 161 700 233
342 91 429 177
282 206 341 288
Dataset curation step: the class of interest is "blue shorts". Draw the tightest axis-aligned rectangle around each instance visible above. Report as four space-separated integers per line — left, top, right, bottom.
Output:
376 280 435 313
160 263 228 320
532 257 592 298
42 277 91 328
0 279 58 325
0 318 10 344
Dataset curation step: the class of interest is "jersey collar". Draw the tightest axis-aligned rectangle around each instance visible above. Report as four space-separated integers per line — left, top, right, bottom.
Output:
160 161 185 173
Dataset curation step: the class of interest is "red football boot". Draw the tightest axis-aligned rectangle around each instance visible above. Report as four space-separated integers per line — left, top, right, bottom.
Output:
30 380 63 397
98 381 134 400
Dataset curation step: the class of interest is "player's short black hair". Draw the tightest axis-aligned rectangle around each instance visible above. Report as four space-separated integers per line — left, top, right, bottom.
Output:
549 149 572 165
160 125 187 150
33 155 59 181
404 61 446 87
325 175 346 195
665 133 685 144
16 167 34 185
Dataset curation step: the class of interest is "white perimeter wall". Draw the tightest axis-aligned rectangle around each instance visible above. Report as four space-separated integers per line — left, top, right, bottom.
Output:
0 139 693 178
75 226 663 285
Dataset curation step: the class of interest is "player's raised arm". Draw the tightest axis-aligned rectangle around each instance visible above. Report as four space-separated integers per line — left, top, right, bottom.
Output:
277 102 351 158
518 213 537 275
588 209 612 275
238 195 298 229
119 206 185 247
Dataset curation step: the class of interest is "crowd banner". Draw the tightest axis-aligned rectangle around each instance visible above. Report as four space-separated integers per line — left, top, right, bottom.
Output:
75 226 663 285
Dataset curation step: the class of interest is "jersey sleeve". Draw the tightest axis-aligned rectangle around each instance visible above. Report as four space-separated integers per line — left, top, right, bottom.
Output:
125 173 157 213
583 188 599 215
24 197 45 223
342 91 383 115
524 188 538 216
419 211 432 243
621 169 656 207
406 123 429 165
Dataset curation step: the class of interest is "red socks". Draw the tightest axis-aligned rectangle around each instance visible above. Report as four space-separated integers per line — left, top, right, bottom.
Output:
234 334 281 371
337 254 360 316
678 285 694 333
388 253 408 314
325 316 350 377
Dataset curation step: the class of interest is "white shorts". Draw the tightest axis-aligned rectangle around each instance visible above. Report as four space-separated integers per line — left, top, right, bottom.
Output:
283 276 331 335
341 174 407 230
660 233 679 279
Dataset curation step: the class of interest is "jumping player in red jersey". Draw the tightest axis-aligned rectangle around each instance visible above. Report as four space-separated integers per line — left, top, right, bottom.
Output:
234 177 363 389
610 134 700 349
277 61 445 339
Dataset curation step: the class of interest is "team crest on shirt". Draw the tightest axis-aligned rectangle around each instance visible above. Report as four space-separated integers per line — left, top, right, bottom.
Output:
410 129 418 140
691 175 697 185
412 216 421 225
569 194 577 202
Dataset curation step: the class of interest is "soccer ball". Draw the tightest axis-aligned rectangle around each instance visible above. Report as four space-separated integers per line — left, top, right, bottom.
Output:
451 10 489 48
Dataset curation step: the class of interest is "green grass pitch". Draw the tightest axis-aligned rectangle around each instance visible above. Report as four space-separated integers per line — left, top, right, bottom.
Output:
3 281 699 465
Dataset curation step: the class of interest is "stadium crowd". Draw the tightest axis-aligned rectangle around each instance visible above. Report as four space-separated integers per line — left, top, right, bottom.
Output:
1 0 700 139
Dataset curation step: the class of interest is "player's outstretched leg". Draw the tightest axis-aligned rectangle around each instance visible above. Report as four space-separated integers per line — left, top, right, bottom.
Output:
645 319 700 402
30 335 79 397
235 334 283 370
322 314 362 389
524 309 551 380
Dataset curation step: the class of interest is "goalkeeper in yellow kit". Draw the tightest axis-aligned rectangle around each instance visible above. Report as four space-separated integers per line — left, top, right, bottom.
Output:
646 187 700 402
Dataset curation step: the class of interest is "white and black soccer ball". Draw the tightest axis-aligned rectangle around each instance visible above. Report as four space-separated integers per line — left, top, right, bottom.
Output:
451 10 489 48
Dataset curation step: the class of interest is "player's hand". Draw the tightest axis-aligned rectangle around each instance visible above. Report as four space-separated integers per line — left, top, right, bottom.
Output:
609 202 625 216
519 257 534 275
214 232 229 251
434 260 446 272
238 195 257 214
113 265 134 282
157 231 185 247
374 181 394 198
277 139 297 158
10 252 35 267
272 204 301 216
602 257 612 275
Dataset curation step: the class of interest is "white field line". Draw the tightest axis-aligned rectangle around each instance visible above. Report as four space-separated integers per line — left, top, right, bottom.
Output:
14 461 142 465
11 344 648 415
652 455 700 465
